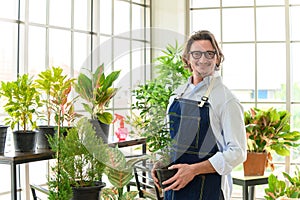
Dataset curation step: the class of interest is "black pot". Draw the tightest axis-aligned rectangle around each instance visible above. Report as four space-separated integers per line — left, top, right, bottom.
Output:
54 126 73 137
89 119 110 143
0 126 8 154
155 167 178 189
71 181 106 200
36 126 56 149
13 130 37 152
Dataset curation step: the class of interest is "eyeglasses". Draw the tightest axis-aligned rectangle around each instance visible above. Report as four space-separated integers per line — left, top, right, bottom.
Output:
189 50 216 60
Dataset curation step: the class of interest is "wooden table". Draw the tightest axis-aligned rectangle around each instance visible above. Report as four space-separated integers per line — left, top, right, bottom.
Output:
0 137 146 200
232 173 269 200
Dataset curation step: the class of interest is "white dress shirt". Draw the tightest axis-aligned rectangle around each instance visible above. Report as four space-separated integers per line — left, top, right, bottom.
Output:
169 72 247 200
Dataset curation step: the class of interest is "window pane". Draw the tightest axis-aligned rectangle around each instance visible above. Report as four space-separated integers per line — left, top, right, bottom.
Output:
290 0 300 3
132 0 150 5
49 29 71 72
132 4 145 40
113 38 130 109
256 0 285 6
29 0 46 24
74 0 91 31
0 165 11 193
290 6 300 41
74 32 90 77
222 44 255 102
223 8 254 42
190 9 220 40
49 0 71 28
222 0 253 7
190 0 219 8
0 0 18 19
257 43 286 102
28 26 46 75
0 22 18 81
99 0 112 34
256 7 285 41
132 41 148 86
291 43 300 102
114 0 130 36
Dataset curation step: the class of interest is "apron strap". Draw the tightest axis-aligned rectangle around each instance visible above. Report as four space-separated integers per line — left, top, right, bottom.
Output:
199 77 215 107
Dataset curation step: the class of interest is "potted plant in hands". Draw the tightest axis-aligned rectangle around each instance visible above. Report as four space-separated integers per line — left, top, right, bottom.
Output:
48 117 107 200
75 64 120 142
0 74 42 152
153 144 178 189
243 107 300 176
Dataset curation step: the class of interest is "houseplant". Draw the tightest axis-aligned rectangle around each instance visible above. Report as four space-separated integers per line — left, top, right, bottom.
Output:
74 64 120 142
0 74 42 152
48 117 145 200
48 117 107 200
243 107 300 175
34 66 79 148
100 147 145 200
264 166 300 199
129 42 190 154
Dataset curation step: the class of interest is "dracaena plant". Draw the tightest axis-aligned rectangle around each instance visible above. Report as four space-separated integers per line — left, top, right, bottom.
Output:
0 74 42 132
244 107 300 170
75 64 121 124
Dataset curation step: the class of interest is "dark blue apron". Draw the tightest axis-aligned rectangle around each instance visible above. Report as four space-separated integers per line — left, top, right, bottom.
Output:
164 97 222 200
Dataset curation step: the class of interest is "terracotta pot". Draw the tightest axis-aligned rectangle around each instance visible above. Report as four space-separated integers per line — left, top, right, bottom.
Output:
243 152 267 176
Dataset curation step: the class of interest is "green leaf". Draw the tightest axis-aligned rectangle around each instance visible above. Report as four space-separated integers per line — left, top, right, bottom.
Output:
98 112 113 124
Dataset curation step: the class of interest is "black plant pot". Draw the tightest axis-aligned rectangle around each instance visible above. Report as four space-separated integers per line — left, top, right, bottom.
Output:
0 126 8 154
36 126 56 149
71 181 106 200
54 126 73 137
89 119 110 143
13 130 37 152
155 167 178 189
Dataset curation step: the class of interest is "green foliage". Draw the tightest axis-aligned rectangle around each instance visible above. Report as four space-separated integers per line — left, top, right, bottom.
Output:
0 74 42 131
245 107 300 154
244 107 300 170
48 117 107 199
75 64 121 124
129 42 191 153
48 117 145 200
35 66 78 127
101 187 138 200
101 147 147 200
265 167 300 199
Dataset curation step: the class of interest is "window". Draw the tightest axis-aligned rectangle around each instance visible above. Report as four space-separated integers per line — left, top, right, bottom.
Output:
0 0 150 198
190 0 300 197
